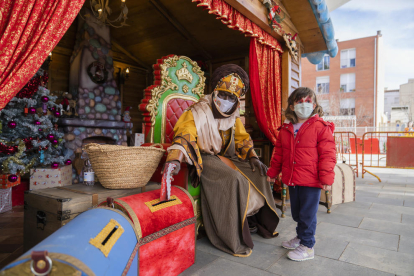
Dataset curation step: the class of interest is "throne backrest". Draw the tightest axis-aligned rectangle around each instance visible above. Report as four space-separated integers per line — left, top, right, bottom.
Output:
139 55 206 143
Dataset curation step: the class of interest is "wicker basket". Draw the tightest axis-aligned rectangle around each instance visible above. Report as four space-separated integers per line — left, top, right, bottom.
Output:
84 143 165 189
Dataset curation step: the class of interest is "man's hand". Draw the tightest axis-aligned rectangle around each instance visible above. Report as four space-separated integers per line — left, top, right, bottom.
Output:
322 184 331 191
162 161 181 175
249 157 267 176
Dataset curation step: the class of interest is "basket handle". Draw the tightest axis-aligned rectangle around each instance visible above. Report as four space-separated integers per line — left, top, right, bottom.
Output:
84 143 107 154
150 143 164 149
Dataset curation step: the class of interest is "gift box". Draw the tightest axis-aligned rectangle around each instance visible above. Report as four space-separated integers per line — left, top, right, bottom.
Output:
0 188 12 214
30 165 72 190
133 133 145 146
12 178 29 206
0 174 21 189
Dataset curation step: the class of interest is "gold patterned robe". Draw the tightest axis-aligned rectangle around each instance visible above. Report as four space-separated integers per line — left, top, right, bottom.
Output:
167 97 279 256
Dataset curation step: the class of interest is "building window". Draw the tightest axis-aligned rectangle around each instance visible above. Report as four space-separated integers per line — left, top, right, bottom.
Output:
316 76 330 94
316 55 330 71
341 49 356 68
319 99 330 115
340 73 356 92
340 98 355 115
393 97 399 104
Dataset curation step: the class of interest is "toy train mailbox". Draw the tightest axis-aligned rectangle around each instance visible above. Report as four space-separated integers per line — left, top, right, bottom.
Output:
0 186 197 276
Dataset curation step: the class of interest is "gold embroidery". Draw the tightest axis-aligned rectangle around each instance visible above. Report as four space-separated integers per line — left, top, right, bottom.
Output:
145 195 182 212
89 219 124 257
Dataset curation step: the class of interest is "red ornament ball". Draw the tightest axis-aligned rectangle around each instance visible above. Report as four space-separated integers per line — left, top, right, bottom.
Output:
34 120 41 125
38 128 43 132
51 162 59 169
28 107 36 114
49 106 56 112
54 111 60 117
51 139 59 145
41 96 49 103
8 174 18 183
65 159 72 165
7 121 17 129
46 134 55 141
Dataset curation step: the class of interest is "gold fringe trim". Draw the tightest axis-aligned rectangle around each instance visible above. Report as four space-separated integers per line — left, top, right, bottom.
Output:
233 248 253 258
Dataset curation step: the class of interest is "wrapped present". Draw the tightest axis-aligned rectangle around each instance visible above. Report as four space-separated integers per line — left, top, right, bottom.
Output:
12 178 29 206
30 165 72 190
133 133 145 146
0 188 12 214
0 174 21 189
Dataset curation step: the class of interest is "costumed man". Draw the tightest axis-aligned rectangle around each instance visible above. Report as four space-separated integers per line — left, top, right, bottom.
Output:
164 64 279 257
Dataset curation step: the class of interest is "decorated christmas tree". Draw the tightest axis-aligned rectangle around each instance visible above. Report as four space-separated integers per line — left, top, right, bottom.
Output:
0 69 70 183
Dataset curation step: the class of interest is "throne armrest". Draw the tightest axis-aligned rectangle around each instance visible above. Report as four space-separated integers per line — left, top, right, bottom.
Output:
141 143 189 190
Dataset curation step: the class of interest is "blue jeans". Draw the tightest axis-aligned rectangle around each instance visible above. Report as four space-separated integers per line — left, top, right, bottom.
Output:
289 186 321 248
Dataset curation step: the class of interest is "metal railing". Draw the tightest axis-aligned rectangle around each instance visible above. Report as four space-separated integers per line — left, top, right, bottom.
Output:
334 132 358 177
361 131 413 182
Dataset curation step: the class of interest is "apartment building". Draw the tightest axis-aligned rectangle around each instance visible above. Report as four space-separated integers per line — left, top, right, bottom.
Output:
301 31 384 127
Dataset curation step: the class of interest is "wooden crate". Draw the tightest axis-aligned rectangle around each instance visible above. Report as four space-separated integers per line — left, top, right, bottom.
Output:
23 183 152 250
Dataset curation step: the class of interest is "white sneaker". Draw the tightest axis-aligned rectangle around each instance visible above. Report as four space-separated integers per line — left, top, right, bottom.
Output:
281 236 300 250
287 244 314 261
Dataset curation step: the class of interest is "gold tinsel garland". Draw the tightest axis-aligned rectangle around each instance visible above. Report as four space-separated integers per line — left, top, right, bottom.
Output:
1 139 37 174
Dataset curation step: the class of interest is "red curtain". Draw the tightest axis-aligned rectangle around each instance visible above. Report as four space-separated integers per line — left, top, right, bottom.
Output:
0 0 85 110
193 0 283 52
249 38 282 145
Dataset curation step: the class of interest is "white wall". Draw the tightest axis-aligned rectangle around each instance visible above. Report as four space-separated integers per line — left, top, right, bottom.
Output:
399 79 414 121
384 91 399 121
376 35 385 127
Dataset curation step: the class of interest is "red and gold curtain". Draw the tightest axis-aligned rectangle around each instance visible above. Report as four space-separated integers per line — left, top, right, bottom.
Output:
193 0 283 53
0 0 84 110
249 38 282 145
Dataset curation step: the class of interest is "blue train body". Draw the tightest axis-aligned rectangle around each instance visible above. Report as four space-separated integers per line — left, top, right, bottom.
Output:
1 207 139 276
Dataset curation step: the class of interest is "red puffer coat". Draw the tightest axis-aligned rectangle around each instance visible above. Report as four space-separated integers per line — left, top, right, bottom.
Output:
267 114 336 188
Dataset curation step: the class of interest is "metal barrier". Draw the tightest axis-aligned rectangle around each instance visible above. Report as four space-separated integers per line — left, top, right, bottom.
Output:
361 132 414 182
334 132 358 177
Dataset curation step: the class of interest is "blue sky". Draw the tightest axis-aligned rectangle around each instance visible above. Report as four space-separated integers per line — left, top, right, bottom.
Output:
330 0 414 89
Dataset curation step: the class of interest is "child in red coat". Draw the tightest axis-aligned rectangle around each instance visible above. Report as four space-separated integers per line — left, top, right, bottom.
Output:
267 87 336 261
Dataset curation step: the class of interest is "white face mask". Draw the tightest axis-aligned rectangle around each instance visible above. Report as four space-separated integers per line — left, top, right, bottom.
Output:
294 102 314 119
214 96 235 113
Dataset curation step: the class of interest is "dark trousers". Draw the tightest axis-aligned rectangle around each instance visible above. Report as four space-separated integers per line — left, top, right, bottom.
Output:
289 186 321 248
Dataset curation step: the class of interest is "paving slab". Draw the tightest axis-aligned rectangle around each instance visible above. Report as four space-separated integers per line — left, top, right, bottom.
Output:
196 237 287 270
316 211 363 228
401 214 414 225
268 254 393 276
398 235 414 256
180 250 219 276
355 190 379 198
403 199 414 208
359 217 414 237
370 203 414 215
316 222 399 251
332 204 402 223
313 236 349 260
377 191 409 199
339 242 414 276
356 195 404 206
191 258 279 276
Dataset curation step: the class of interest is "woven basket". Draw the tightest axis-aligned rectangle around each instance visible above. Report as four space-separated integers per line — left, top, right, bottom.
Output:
84 143 165 189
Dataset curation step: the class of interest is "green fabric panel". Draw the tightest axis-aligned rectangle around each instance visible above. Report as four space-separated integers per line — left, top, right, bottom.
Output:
153 59 202 143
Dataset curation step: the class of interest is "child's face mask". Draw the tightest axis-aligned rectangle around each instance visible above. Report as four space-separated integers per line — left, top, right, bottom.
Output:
294 97 315 119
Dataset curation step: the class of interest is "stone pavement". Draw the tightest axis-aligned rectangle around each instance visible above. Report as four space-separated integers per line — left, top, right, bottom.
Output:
182 167 414 276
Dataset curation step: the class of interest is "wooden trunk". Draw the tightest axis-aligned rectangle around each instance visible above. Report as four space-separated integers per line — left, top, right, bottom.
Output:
23 183 150 250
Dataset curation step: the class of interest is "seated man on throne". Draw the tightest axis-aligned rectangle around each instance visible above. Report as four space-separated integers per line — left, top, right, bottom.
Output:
164 64 279 257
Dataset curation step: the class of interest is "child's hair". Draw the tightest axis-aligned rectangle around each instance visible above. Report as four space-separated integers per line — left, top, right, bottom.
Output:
284 87 324 124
